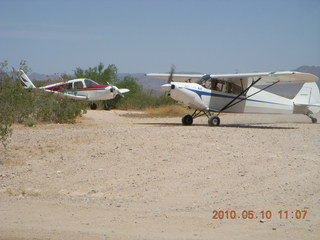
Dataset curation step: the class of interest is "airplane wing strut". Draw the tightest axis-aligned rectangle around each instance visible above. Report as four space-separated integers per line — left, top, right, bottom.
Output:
217 78 280 114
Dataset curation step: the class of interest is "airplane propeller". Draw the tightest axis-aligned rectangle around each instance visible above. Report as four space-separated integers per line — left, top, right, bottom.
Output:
106 81 121 97
161 65 176 93
168 65 175 83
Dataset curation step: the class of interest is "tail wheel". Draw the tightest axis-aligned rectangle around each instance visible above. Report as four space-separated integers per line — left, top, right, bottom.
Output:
182 114 193 125
208 115 220 126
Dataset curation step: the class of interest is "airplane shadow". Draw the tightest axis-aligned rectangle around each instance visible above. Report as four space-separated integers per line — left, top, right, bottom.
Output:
135 122 297 130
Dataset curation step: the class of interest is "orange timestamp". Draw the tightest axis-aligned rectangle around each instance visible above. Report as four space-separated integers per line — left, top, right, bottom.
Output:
212 210 308 220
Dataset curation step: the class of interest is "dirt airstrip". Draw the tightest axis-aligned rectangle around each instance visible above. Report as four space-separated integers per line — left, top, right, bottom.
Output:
0 110 319 240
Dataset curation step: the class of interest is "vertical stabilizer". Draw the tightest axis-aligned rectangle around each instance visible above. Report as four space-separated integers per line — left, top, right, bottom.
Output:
293 82 320 122
293 82 320 105
19 70 36 88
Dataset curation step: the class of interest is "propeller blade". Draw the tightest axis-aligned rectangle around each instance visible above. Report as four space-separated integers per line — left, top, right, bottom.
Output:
168 65 175 83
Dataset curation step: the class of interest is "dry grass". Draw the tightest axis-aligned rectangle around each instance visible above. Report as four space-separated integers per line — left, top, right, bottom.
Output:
122 105 191 118
6 187 41 197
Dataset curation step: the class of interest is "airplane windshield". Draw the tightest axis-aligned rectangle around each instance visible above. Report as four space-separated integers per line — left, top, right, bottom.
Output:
84 79 99 87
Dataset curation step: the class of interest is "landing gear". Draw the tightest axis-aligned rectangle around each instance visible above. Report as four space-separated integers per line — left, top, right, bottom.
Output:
90 103 97 110
182 114 193 125
90 102 112 110
306 111 317 124
104 102 111 110
208 115 220 126
181 110 220 126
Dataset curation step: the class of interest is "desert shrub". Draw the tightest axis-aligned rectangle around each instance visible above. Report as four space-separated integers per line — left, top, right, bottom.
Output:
31 91 87 123
107 76 175 109
0 75 87 146
0 77 28 145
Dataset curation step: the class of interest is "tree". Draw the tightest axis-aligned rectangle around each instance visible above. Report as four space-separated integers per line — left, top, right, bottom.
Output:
74 63 118 85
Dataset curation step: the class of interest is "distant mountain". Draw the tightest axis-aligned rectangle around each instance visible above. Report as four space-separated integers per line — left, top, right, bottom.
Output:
295 65 320 78
118 73 166 94
29 72 62 81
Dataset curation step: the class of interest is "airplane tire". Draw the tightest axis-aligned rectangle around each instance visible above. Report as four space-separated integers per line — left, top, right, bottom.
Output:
182 114 193 125
90 103 97 110
312 118 317 124
104 103 111 110
208 115 220 126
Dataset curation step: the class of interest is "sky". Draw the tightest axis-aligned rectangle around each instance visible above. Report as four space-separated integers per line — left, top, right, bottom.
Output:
1 0 320 75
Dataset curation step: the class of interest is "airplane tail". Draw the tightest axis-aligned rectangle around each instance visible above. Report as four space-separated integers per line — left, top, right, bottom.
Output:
18 70 36 89
293 82 320 116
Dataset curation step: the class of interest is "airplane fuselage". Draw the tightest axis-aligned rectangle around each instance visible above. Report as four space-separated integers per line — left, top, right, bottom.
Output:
41 79 118 101
162 82 295 114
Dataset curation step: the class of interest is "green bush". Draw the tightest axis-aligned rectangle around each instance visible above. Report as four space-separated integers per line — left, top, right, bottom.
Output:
0 76 87 146
108 76 175 109
0 77 29 146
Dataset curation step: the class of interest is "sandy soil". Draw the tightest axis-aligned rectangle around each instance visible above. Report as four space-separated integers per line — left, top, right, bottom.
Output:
0 110 319 240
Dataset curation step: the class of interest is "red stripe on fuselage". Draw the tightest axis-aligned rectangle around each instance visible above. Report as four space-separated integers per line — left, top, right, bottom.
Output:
45 83 66 91
87 84 109 89
45 84 109 92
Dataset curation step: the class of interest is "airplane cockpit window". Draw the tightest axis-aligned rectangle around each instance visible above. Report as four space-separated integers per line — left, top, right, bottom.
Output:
211 79 223 91
73 81 84 89
200 78 244 95
200 78 225 92
66 83 72 90
84 79 99 88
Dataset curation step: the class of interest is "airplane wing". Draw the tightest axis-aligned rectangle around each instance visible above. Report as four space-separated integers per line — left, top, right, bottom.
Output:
146 73 204 82
210 71 319 85
147 71 318 86
44 89 88 100
119 88 130 94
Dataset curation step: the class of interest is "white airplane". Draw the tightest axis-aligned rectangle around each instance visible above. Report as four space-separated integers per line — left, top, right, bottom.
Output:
19 70 129 110
147 68 320 126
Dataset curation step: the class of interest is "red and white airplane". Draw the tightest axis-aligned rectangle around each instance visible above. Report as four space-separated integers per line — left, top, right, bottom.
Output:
19 70 129 110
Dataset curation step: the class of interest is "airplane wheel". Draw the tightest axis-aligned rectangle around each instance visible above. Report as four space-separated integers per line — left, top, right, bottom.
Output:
208 115 220 126
182 114 193 125
104 103 111 110
90 103 97 110
312 118 317 124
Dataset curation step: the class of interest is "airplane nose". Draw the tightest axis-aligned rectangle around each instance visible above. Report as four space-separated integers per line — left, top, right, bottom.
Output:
161 83 174 92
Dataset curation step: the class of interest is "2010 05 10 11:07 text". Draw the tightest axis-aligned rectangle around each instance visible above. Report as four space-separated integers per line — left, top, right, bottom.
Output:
212 210 308 220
